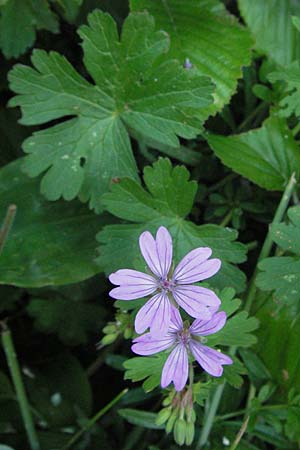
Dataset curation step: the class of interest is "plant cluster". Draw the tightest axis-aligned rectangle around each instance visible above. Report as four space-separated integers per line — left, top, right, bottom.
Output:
1 1 300 450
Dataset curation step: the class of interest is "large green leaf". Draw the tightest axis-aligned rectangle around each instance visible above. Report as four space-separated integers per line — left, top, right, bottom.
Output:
238 0 300 66
207 116 300 191
97 158 247 293
130 0 252 114
8 11 213 211
0 0 58 59
256 206 300 309
0 159 101 287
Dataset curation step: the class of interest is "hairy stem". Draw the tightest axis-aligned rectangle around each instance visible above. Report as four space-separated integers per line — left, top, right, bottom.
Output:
1 325 40 450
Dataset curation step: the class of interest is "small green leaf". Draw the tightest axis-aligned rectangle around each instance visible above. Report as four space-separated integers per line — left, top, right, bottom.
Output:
124 354 167 392
208 311 258 347
0 159 102 287
269 61 300 118
207 116 300 191
223 356 247 388
9 11 213 211
118 409 163 429
131 0 252 114
238 0 300 66
0 0 58 58
55 0 83 22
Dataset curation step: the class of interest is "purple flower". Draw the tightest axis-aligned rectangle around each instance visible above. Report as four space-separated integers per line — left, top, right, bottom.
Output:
109 227 221 337
132 308 233 391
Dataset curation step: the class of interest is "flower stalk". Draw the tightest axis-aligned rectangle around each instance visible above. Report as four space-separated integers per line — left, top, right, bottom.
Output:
1 324 40 450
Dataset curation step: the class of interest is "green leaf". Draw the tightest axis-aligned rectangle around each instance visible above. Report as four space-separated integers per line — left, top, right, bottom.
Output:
256 206 300 308
269 61 300 118
0 0 58 59
55 0 83 22
207 116 300 191
118 409 163 429
130 0 252 115
208 311 258 347
27 296 106 345
239 349 271 386
124 353 167 392
256 294 300 394
97 158 247 293
223 356 247 388
238 0 300 66
26 352 92 427
0 159 101 287
8 11 213 211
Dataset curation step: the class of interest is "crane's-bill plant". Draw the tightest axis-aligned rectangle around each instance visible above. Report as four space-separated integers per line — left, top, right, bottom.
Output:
1 1 300 449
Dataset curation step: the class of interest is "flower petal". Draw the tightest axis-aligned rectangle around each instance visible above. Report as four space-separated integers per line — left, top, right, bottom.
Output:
134 292 171 336
172 285 221 319
139 227 172 278
132 332 175 356
161 344 189 391
172 248 221 284
109 269 157 300
189 311 227 336
169 306 183 332
189 341 232 377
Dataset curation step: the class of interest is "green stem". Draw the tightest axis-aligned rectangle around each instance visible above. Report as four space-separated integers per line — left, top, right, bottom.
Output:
215 403 287 422
228 415 250 450
61 388 128 450
219 210 233 227
0 204 17 255
292 121 300 137
1 325 40 450
244 172 297 312
237 102 268 132
207 173 237 194
196 383 225 449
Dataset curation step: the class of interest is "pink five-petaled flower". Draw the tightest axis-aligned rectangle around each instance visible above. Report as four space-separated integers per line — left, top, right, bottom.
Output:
132 307 233 392
109 226 221 337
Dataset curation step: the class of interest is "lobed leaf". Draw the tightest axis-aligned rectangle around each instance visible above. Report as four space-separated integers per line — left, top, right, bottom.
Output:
8 11 213 211
97 158 247 293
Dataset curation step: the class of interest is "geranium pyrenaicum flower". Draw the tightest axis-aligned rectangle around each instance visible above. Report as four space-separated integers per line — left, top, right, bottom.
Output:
132 308 233 392
109 226 221 337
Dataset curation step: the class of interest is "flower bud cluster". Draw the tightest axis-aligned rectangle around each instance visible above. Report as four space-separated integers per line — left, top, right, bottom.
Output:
100 311 133 346
156 388 196 446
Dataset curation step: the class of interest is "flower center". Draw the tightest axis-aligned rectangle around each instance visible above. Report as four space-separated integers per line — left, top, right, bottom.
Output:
177 328 191 346
159 277 175 291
